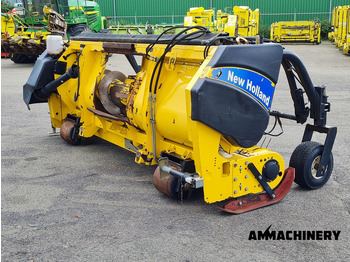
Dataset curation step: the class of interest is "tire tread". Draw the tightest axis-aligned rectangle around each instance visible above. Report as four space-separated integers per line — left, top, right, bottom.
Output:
289 141 333 189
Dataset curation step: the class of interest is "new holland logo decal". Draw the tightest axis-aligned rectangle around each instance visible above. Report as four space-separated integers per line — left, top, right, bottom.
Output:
208 67 275 111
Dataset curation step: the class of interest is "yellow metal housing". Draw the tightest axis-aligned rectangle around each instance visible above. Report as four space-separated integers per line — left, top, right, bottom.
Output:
44 37 286 204
270 21 321 44
1 14 16 38
329 5 350 55
344 7 350 55
184 5 259 37
233 6 251 36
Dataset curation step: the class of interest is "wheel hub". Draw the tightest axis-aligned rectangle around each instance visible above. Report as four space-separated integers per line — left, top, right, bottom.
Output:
311 156 323 179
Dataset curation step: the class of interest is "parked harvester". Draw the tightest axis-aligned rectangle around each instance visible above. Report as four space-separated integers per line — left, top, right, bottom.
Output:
271 21 321 44
184 6 259 37
343 7 350 55
1 13 16 57
328 6 341 41
23 27 337 213
1 13 16 38
232 6 260 37
330 5 350 55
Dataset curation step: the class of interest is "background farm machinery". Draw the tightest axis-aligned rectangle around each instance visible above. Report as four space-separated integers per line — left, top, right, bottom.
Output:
328 5 350 55
270 21 321 44
183 6 259 37
2 3 261 64
1 0 104 63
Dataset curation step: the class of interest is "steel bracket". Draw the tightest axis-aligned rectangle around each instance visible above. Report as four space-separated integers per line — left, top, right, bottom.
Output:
248 162 275 199
302 124 337 177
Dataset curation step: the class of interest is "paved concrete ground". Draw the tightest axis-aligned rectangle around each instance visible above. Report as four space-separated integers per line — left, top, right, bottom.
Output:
1 41 349 261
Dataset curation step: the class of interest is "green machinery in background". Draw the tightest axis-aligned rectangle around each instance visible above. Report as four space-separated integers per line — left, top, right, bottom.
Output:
1 0 105 63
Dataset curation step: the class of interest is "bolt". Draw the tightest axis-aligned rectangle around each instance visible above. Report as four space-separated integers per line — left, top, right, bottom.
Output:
238 201 243 206
184 183 192 190
245 161 248 165
245 175 248 179
245 187 248 191
259 175 262 180
234 177 237 181
272 194 276 199
234 190 237 194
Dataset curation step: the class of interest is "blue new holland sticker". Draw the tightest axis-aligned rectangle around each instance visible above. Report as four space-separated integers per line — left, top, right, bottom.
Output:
209 67 275 110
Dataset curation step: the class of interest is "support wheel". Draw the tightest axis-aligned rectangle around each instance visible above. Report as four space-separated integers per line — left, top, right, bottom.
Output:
60 120 81 145
67 24 92 37
289 141 333 190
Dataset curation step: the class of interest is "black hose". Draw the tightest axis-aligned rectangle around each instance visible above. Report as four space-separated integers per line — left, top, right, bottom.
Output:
282 50 320 120
147 26 209 95
36 65 79 98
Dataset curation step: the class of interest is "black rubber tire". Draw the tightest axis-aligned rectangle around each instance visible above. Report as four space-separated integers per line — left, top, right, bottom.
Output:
11 54 36 63
67 24 92 37
289 141 333 190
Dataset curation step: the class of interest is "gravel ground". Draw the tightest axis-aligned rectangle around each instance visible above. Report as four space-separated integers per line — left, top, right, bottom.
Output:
1 41 349 261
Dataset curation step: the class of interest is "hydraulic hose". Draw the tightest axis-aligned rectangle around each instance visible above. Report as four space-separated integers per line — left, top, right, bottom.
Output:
36 65 79 98
282 50 320 120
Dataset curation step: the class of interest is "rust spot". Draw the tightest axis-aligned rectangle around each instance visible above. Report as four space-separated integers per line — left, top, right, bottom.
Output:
102 43 144 55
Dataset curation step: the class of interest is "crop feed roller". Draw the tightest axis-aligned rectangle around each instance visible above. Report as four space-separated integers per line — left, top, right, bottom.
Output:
23 27 337 213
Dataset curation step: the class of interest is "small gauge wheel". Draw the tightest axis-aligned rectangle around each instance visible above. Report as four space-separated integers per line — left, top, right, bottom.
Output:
289 141 333 189
60 119 81 145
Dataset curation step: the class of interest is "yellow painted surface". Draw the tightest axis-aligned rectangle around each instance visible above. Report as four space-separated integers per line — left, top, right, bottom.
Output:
329 5 350 54
344 8 350 54
184 6 259 37
46 37 287 203
1 15 16 38
271 21 321 44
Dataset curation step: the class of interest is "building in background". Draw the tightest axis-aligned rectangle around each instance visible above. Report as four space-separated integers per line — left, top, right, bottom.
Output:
96 0 350 26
